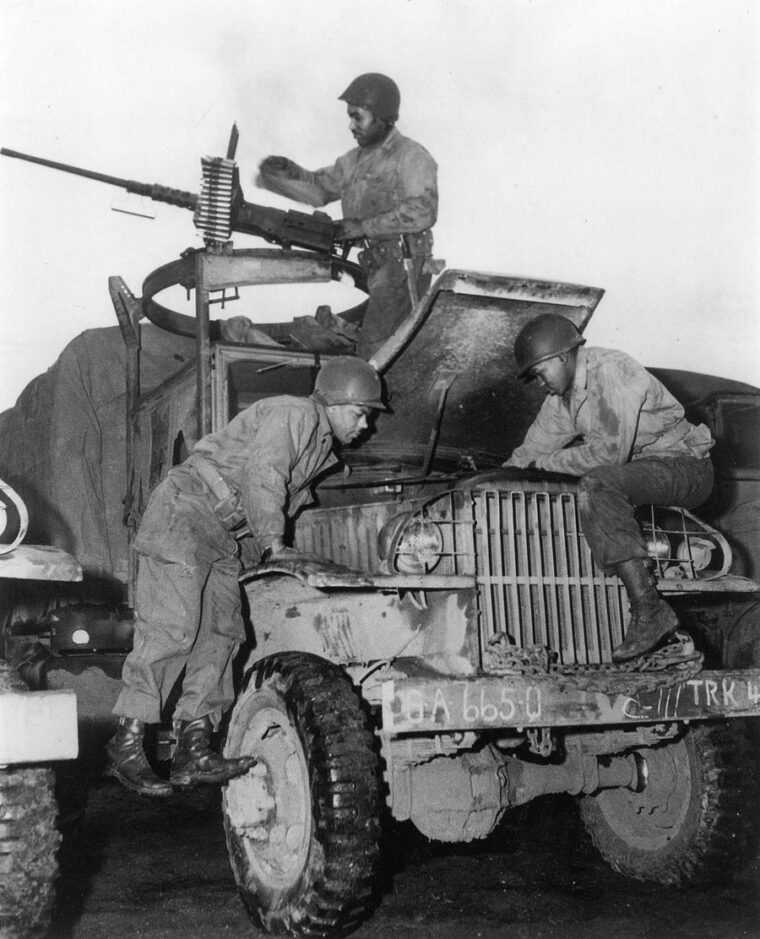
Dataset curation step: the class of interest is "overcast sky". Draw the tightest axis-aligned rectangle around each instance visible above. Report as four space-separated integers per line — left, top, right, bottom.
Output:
0 0 757 413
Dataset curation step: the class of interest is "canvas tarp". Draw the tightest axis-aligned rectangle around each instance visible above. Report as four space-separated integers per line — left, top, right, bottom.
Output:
0 324 197 596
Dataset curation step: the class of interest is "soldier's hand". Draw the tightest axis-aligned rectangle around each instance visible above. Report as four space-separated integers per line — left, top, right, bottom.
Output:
259 155 299 178
265 545 322 564
336 218 364 242
501 461 535 470
246 544 367 586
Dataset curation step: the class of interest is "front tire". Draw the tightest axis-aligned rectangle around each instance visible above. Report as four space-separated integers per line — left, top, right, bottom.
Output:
222 653 382 936
579 721 758 886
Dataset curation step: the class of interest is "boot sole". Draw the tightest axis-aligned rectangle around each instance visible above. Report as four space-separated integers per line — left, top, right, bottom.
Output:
170 756 258 788
104 764 173 798
170 768 251 789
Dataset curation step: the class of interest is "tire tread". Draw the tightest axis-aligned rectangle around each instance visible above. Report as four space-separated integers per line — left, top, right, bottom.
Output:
580 721 759 886
0 664 60 939
227 652 382 936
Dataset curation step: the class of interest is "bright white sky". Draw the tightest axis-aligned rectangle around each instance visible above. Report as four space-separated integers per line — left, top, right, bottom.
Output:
0 0 758 413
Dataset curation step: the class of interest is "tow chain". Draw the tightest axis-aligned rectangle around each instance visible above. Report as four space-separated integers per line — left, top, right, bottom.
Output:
483 631 704 696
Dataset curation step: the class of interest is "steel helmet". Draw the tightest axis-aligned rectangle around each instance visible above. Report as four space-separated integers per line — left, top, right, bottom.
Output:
314 357 387 410
514 314 586 378
338 73 400 123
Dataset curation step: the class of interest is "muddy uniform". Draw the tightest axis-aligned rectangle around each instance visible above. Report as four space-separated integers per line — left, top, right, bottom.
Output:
505 346 715 570
268 128 438 359
113 395 337 728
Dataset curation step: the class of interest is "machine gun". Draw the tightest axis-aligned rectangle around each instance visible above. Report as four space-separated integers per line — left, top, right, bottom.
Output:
1 125 338 254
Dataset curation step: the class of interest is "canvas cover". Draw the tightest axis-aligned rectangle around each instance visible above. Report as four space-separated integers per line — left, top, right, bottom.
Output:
0 324 197 595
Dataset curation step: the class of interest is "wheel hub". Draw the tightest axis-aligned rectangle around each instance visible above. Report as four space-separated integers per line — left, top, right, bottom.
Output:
225 764 274 841
225 704 312 890
596 739 692 848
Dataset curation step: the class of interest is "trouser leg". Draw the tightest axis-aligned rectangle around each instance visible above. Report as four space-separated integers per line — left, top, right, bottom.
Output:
578 457 713 660
169 552 257 787
578 457 714 572
357 257 431 360
172 552 244 727
113 554 205 724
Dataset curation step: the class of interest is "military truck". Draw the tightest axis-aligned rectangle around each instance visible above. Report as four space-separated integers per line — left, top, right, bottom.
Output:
1 139 759 938
202 267 757 936
2 255 760 938
0 478 80 939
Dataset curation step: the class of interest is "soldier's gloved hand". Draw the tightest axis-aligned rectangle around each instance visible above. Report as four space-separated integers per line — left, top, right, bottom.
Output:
259 155 300 179
265 544 324 564
500 462 535 472
251 541 367 585
336 218 364 242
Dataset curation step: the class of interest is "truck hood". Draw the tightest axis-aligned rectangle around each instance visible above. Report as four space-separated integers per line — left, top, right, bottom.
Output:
343 270 604 477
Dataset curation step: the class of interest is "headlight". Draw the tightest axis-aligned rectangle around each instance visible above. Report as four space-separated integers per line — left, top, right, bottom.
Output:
378 513 443 574
644 525 671 560
676 536 715 575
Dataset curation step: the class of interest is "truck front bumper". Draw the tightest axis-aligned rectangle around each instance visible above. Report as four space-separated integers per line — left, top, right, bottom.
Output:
381 668 760 736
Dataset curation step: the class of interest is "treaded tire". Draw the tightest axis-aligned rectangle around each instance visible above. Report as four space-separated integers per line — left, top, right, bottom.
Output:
579 721 759 886
222 653 382 937
0 662 61 939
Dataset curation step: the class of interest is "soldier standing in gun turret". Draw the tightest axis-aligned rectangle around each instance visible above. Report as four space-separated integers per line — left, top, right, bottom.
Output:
258 73 438 360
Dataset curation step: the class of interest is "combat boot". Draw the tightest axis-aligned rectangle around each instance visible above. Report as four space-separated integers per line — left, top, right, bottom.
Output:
170 716 257 788
612 558 680 662
105 717 172 797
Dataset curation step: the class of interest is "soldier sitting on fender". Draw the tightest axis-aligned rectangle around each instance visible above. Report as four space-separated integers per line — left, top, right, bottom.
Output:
106 357 387 797
503 314 715 662
257 72 438 360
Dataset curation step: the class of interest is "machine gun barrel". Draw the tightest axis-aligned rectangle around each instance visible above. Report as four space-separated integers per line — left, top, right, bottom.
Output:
0 147 198 208
0 146 337 254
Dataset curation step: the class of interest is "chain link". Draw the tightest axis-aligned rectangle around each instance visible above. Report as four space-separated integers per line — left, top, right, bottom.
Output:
483 631 704 696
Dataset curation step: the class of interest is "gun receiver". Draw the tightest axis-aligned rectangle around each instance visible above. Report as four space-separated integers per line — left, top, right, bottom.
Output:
0 146 337 255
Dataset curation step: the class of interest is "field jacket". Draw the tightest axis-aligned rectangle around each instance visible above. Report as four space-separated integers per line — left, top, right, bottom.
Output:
186 395 337 550
267 128 438 240
506 346 714 477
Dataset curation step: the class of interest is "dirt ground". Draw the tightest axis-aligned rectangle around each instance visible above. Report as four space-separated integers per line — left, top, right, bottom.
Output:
47 781 759 939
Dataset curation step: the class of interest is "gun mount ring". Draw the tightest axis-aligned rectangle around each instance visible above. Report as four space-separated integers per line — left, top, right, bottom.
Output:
141 248 368 339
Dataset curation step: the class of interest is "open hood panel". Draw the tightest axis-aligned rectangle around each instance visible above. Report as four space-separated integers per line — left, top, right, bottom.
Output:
345 271 604 475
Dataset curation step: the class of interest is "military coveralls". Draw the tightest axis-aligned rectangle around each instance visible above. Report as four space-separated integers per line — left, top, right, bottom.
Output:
267 128 438 359
113 395 337 728
505 346 715 571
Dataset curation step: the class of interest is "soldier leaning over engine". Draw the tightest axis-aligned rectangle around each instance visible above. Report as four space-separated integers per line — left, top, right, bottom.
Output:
504 314 715 662
257 73 438 360
106 358 386 797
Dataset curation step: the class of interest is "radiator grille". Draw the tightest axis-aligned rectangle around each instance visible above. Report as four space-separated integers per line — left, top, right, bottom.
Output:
472 490 626 664
424 489 628 665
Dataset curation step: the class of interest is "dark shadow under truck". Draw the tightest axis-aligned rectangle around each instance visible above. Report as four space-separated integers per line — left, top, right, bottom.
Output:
1 139 759 937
